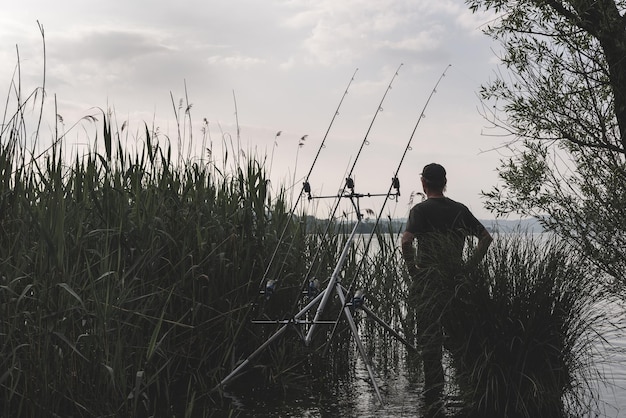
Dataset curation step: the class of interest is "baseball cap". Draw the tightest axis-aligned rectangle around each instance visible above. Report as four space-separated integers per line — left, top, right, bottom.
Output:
421 163 446 184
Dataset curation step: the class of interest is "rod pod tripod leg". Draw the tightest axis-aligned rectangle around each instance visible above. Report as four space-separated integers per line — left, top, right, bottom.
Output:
332 280 384 404
215 222 390 405
214 279 387 405
339 285 417 353
214 289 326 390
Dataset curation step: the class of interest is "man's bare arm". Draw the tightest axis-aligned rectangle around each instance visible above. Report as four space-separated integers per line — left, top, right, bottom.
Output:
401 231 420 276
472 229 493 265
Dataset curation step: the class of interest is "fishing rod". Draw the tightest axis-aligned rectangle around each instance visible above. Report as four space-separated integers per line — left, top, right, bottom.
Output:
336 64 403 194
216 71 364 394
277 64 404 324
352 64 452 276
322 64 452 353
216 69 358 388
254 68 358 293
301 63 403 343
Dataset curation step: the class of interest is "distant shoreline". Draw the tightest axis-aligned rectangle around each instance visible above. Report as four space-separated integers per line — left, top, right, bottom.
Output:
306 216 545 234
480 218 544 234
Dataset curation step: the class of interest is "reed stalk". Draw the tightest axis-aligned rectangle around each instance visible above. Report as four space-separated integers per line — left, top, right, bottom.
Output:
0 74 337 415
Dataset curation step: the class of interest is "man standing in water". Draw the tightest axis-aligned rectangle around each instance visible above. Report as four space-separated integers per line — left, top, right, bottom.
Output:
401 163 492 412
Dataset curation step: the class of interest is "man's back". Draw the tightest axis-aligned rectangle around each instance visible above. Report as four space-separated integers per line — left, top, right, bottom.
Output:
406 197 485 268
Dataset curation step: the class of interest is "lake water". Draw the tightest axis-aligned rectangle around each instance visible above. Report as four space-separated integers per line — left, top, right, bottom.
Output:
222 233 626 417
596 299 626 418
221 299 626 417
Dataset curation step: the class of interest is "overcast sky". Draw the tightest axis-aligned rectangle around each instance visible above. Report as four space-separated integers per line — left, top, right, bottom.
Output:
1 0 507 220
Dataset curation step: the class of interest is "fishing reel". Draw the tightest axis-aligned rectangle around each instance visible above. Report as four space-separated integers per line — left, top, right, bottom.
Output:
263 279 277 300
392 176 400 196
350 289 366 310
303 181 312 200
345 177 355 193
307 278 321 299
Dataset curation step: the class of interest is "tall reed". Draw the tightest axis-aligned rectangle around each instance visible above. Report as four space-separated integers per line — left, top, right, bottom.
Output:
0 46 390 413
0 99 327 416
437 233 603 417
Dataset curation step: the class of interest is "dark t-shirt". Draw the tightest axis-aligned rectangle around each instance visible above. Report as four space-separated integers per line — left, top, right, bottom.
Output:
405 197 486 268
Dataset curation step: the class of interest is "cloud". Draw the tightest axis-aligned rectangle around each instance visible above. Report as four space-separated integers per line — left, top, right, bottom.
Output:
50 28 172 62
0 0 506 219
374 29 444 53
454 7 498 34
276 0 483 68
206 54 266 69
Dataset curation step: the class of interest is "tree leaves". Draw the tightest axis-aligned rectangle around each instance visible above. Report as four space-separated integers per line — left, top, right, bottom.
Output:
471 0 626 287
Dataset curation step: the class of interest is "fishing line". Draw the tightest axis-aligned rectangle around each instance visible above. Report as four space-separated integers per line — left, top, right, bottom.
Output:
323 64 452 352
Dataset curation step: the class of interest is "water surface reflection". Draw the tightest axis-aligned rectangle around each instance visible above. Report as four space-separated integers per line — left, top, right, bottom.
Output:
221 303 626 418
